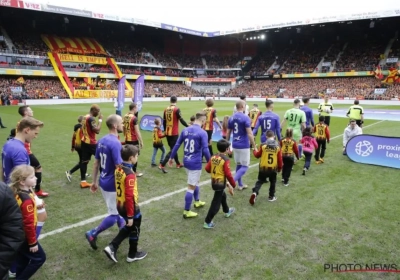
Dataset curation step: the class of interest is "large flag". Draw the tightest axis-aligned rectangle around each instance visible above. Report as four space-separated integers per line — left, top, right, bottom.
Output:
373 65 383 80
382 67 399 84
133 74 145 112
117 75 126 111
16 77 25 84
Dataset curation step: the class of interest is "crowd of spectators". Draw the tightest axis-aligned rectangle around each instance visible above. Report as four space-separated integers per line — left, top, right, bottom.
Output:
0 77 68 99
71 78 118 90
202 55 239 69
143 82 198 97
227 77 400 100
388 39 400 58
103 42 154 64
333 39 385 72
8 31 48 55
280 43 330 74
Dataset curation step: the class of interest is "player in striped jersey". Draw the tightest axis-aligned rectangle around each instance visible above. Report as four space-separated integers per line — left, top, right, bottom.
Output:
202 99 222 156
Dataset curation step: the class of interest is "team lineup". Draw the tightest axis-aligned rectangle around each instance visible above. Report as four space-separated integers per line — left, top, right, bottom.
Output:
0 96 367 278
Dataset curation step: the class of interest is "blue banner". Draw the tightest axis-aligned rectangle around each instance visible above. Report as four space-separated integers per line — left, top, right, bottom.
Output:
133 74 145 112
139 114 164 131
346 134 400 169
117 75 126 111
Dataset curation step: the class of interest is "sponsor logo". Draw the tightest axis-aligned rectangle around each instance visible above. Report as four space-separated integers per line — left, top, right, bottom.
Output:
355 140 373 157
92 12 104 19
24 1 41 10
346 135 400 169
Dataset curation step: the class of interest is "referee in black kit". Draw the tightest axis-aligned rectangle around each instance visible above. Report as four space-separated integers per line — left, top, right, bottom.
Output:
346 100 364 127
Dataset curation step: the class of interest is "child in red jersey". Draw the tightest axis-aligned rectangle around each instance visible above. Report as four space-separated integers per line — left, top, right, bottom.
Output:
300 127 319 176
9 165 46 279
221 115 233 158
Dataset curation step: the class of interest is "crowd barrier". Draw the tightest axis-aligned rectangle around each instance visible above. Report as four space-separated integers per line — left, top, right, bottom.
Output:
23 97 400 106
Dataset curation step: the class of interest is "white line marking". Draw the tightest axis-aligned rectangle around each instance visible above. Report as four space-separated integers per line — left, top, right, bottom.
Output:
39 120 385 240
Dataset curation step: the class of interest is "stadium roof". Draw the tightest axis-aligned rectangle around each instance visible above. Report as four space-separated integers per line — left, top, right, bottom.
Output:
2 0 399 37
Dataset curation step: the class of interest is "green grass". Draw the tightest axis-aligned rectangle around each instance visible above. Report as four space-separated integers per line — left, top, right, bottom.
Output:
1 101 400 280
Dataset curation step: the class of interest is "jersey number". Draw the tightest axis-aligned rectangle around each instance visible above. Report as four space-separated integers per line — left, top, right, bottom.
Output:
268 154 274 164
212 166 216 175
234 122 238 133
99 153 107 169
184 139 195 153
263 119 271 130
305 143 310 148
289 113 297 123
318 128 324 135
166 113 172 121
284 145 289 152
116 182 122 197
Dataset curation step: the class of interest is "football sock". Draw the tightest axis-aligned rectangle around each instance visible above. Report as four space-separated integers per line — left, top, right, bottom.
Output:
69 163 80 174
91 215 117 237
80 162 88 180
234 165 248 186
117 215 126 229
36 221 45 238
184 190 194 211
208 145 213 156
9 263 16 273
35 172 42 192
298 144 303 158
193 185 200 201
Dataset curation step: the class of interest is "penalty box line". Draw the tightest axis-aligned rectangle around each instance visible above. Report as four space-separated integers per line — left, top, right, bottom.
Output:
39 120 385 240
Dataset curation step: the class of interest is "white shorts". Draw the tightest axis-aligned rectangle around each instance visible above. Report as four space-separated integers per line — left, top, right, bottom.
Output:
185 169 202 186
34 195 46 214
233 148 250 166
101 188 118 215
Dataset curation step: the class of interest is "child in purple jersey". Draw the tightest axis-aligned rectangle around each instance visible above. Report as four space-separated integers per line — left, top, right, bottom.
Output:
85 115 125 250
169 112 211 219
1 117 44 183
226 101 256 190
253 100 281 143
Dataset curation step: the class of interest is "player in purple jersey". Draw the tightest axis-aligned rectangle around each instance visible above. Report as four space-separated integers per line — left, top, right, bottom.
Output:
253 100 281 144
1 117 43 183
169 111 211 218
300 98 315 127
85 114 125 250
227 101 256 190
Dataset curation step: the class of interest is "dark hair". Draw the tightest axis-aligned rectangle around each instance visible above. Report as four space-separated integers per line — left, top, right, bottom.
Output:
294 99 301 104
285 128 293 138
205 98 214 107
303 127 312 137
240 95 246 100
154 118 161 125
253 104 258 107
90 104 100 113
349 119 356 123
265 100 274 108
319 116 325 122
354 100 359 105
266 130 274 138
78 115 84 123
170 96 177 103
7 128 16 140
190 115 195 122
129 103 137 111
302 97 310 104
216 139 230 153
18 105 29 117
121 144 139 161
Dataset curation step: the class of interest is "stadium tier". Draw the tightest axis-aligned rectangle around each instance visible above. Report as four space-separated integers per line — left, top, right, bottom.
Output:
0 7 399 101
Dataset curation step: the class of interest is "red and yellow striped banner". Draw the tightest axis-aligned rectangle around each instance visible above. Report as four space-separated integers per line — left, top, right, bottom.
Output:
41 35 107 55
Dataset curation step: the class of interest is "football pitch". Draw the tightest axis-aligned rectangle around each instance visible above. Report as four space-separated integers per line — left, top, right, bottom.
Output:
1 100 400 280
